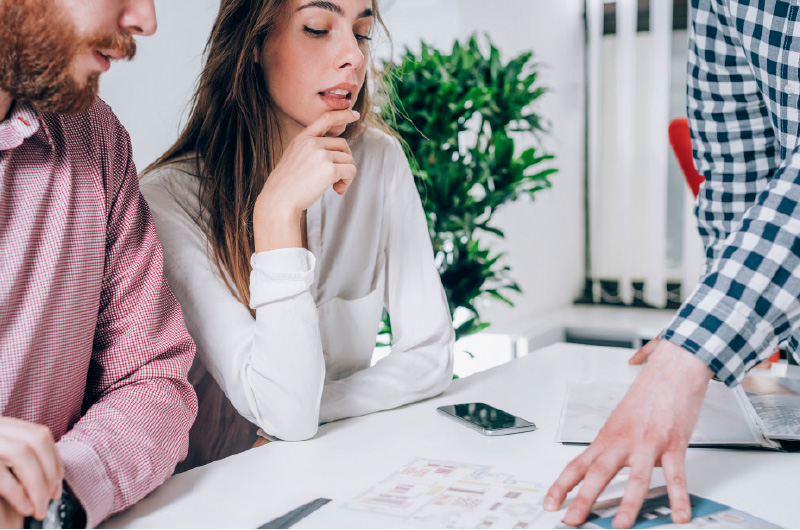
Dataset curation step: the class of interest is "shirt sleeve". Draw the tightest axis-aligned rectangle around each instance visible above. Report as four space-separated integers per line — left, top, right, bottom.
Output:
686 0 781 265
54 126 197 528
140 171 325 443
663 146 800 386
660 0 790 386
319 141 455 424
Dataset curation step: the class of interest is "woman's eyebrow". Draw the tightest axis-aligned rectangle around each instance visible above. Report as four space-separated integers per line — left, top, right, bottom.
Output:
297 1 374 18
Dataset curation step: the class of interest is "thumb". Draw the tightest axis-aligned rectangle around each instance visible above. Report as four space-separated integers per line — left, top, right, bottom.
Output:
629 337 661 365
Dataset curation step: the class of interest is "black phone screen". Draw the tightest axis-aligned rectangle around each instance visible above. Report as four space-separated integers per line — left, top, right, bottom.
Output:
444 402 534 430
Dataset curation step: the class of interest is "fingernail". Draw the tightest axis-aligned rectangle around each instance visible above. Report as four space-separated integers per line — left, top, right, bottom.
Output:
675 510 690 522
352 110 360 118
614 516 631 529
543 496 557 511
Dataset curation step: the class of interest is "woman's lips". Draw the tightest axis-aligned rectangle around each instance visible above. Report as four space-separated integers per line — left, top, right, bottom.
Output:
319 91 352 110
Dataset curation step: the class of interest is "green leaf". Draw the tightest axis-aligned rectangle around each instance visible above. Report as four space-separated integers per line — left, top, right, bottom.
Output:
486 289 515 307
477 224 505 238
379 33 555 343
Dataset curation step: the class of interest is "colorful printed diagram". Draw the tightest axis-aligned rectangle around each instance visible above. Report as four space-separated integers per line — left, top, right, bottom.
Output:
556 486 781 529
342 459 547 528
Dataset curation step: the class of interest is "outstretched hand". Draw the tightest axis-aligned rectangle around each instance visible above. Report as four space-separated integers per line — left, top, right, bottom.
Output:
544 340 713 528
628 335 663 365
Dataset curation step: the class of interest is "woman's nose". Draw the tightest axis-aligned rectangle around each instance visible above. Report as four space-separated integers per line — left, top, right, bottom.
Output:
336 33 365 71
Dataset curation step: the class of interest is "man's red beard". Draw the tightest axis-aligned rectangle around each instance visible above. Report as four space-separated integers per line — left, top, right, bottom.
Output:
0 0 137 115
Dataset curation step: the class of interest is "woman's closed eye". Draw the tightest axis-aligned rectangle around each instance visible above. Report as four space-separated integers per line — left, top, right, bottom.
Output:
303 25 327 37
303 25 371 42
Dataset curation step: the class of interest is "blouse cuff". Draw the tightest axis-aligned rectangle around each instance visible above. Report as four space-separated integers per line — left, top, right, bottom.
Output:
249 248 316 308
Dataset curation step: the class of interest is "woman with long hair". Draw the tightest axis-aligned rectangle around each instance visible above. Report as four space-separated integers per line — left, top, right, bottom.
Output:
141 0 454 467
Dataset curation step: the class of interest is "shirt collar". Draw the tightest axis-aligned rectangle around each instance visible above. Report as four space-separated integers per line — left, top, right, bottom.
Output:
0 100 54 151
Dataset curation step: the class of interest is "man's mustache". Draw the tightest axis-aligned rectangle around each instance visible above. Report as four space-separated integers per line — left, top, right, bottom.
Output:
87 31 136 61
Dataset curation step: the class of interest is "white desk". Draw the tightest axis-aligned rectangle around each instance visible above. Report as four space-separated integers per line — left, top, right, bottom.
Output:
104 343 800 528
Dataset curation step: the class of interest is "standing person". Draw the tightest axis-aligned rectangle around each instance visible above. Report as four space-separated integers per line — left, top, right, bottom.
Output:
546 0 800 527
140 0 454 469
0 0 197 527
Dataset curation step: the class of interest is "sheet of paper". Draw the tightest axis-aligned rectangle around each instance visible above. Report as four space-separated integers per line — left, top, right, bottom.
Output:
556 382 768 447
294 458 566 529
741 375 800 440
555 485 781 529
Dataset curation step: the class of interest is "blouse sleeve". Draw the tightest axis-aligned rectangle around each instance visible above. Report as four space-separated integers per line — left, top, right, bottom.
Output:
140 170 325 441
319 142 455 423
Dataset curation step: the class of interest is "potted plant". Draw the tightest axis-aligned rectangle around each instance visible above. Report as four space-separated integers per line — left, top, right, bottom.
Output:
378 34 556 343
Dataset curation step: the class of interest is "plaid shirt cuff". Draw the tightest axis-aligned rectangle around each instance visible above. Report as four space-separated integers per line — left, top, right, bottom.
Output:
57 440 115 529
661 283 776 387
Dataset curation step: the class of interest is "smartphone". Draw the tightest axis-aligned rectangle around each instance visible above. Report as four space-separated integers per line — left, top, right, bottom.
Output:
436 402 537 436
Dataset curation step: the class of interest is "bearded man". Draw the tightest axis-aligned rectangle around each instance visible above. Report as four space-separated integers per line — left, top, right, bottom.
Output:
0 1 197 528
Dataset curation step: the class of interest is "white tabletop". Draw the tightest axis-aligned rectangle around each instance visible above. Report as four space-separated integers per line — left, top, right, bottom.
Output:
104 343 800 528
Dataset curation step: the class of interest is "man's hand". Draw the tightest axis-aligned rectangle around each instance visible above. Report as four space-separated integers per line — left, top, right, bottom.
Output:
628 334 664 365
0 496 24 529
0 417 63 521
544 341 713 528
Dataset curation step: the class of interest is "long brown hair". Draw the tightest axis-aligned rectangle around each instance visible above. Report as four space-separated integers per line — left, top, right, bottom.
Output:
146 0 391 314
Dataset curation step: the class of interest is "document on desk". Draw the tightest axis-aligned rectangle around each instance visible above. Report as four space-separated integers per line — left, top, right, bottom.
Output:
741 375 800 440
556 485 780 528
292 458 567 528
556 378 794 449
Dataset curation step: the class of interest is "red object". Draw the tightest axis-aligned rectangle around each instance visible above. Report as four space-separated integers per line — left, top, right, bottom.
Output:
668 117 781 365
668 118 705 198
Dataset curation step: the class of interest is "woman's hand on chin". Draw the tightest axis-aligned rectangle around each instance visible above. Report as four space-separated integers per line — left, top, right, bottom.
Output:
253 109 360 252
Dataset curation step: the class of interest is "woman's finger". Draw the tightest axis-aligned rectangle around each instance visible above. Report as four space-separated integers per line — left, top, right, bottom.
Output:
302 110 359 138
327 150 355 166
317 136 352 155
331 164 357 194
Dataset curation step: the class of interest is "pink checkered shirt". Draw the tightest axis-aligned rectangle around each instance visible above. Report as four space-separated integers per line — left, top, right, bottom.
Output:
0 99 198 527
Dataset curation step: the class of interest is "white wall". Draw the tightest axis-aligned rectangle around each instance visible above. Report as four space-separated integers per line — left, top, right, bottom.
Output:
458 1 586 332
383 1 586 333
101 0 587 335
98 0 219 171
380 0 462 59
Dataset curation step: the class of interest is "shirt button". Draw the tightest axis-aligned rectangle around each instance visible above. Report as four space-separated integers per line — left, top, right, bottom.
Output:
785 82 799 95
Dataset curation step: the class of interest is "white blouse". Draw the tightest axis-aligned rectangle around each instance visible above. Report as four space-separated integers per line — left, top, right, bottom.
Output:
140 128 454 441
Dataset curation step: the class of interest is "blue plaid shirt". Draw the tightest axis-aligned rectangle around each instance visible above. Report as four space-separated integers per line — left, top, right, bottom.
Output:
663 0 800 386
